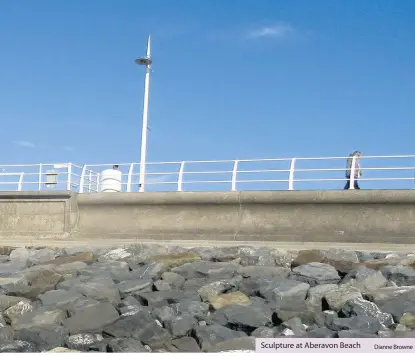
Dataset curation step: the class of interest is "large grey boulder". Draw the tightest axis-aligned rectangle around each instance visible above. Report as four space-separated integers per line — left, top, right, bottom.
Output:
0 340 38 352
13 324 68 351
290 263 340 287
262 279 310 308
117 279 153 297
27 249 56 266
0 295 31 312
239 276 286 297
136 290 200 308
54 261 88 277
323 285 362 311
327 315 384 334
154 280 171 291
321 248 359 273
378 296 415 321
192 324 246 352
238 247 276 267
131 262 168 280
0 262 28 277
164 315 197 337
172 300 210 320
62 302 119 334
38 289 84 309
171 336 201 352
189 246 237 262
341 267 388 292
66 276 121 305
9 248 31 266
197 277 241 301
107 338 149 352
65 298 101 317
151 306 177 324
160 272 185 289
306 284 338 311
210 304 273 330
3 300 34 324
13 308 66 328
171 261 239 279
341 297 394 328
103 310 171 349
381 266 415 286
364 286 415 304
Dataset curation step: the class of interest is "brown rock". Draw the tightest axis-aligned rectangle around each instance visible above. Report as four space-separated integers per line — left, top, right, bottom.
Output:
324 259 359 274
17 269 64 299
0 246 13 256
361 255 415 270
292 250 325 267
209 291 251 310
43 252 95 266
149 252 201 268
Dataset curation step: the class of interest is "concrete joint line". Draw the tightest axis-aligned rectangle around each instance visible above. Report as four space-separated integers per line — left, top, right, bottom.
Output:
233 191 244 241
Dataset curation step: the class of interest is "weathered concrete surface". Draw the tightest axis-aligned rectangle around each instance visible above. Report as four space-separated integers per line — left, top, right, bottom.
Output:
1 190 415 244
75 190 415 243
0 192 75 238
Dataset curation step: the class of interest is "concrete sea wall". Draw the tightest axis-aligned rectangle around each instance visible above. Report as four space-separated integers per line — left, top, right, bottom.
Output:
0 190 415 243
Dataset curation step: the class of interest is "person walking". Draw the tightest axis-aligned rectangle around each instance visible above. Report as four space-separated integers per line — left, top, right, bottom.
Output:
344 151 362 189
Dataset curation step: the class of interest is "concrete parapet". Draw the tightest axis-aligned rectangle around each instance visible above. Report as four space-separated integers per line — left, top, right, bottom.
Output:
75 190 415 243
1 190 415 243
0 191 75 239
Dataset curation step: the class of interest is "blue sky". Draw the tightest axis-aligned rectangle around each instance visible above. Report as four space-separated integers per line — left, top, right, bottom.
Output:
0 0 414 191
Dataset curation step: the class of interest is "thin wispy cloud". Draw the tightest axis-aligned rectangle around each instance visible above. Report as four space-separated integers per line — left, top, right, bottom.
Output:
12 140 36 148
63 146 74 152
246 23 295 40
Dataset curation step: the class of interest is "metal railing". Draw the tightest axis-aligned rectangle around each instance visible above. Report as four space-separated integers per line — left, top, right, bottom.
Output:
1 155 415 193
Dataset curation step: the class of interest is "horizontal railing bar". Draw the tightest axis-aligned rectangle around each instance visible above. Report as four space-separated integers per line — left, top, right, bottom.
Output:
358 177 414 181
237 179 289 183
145 182 178 185
83 155 415 167
169 171 232 175
181 180 232 184
237 169 290 173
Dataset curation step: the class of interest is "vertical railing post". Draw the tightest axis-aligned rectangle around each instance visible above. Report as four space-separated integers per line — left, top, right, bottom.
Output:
231 160 239 191
96 173 100 192
177 161 185 192
288 158 296 191
38 164 43 191
127 163 134 192
66 164 72 191
349 156 356 190
88 171 92 193
79 165 87 193
18 173 24 192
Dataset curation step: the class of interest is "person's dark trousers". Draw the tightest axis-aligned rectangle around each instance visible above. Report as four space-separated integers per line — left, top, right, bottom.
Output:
344 177 360 190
